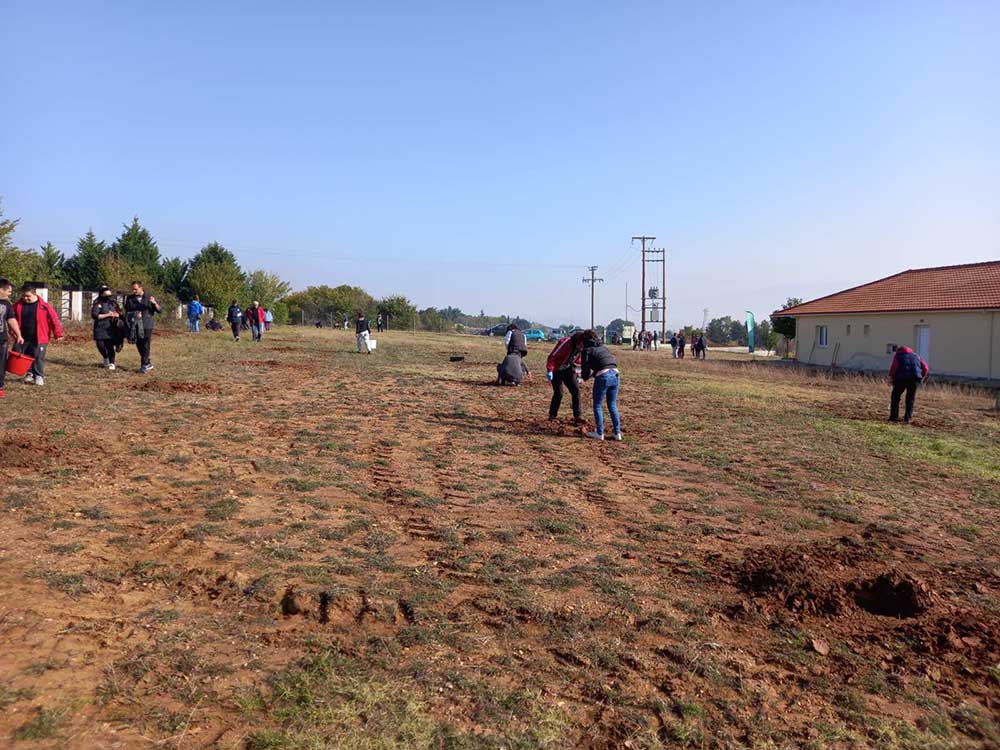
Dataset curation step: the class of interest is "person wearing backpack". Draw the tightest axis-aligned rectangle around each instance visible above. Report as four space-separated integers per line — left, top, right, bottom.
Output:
187 296 204 333
580 329 622 441
91 285 123 370
888 346 929 423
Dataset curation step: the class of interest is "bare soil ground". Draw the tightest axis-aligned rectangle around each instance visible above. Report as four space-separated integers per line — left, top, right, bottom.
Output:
1 327 998 749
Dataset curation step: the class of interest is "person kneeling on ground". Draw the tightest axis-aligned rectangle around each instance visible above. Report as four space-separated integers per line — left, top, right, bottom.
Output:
13 283 64 386
92 285 123 370
546 331 585 423
888 345 928 423
497 353 530 386
580 329 622 441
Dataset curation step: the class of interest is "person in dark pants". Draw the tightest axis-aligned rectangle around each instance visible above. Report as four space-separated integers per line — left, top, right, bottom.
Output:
0 278 24 399
580 330 622 440
91 285 123 370
376 313 384 333
226 300 243 341
888 346 929 423
545 331 584 423
12 283 65 386
124 281 161 373
247 301 265 342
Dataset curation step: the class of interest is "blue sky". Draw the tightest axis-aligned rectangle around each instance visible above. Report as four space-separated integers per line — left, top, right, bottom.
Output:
3 1 998 327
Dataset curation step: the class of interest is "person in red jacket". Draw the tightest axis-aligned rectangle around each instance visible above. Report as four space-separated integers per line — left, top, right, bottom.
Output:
13 283 65 386
888 345 929 423
247 301 266 342
546 331 585 423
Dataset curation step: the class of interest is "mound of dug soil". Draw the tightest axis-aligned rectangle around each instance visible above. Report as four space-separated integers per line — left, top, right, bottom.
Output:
130 381 219 394
735 537 935 620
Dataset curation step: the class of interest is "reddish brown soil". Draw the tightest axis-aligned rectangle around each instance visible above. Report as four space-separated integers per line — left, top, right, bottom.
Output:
0 329 997 749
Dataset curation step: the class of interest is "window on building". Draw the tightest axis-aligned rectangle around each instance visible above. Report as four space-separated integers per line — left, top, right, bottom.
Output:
846 324 852 335
863 324 870 337
817 325 828 348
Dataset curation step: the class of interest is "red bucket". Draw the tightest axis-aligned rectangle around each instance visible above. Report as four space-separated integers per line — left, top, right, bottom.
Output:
5 351 34 377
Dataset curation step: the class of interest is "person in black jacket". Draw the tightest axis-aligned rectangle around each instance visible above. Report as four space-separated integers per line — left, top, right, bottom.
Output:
226 300 243 341
580 330 622 441
91 285 122 370
505 324 528 357
123 281 161 373
356 312 372 353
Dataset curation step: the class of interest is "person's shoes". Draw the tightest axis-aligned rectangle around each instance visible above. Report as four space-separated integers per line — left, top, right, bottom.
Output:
572 417 584 425
888 418 899 423
612 432 623 441
108 363 116 371
102 357 109 367
140 363 155 373
903 417 912 424
23 373 35 385
586 431 604 440
33 376 44 386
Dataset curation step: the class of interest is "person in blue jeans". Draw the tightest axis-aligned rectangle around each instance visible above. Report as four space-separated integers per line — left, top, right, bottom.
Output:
580 330 622 441
187 296 204 333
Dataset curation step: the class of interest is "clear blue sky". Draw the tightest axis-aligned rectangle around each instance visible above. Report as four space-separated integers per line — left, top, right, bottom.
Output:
4 1 999 328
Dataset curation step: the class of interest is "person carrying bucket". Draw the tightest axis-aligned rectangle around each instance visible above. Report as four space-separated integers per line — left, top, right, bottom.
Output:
12 283 64 386
0 278 24 398
356 311 372 354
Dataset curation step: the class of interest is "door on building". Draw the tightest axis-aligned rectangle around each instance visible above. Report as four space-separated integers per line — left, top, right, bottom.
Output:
915 325 931 366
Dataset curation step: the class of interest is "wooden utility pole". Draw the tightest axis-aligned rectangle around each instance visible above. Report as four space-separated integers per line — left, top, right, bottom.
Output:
632 236 655 334
582 266 604 330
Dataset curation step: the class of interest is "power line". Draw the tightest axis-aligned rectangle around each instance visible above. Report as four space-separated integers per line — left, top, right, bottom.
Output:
582 265 604 330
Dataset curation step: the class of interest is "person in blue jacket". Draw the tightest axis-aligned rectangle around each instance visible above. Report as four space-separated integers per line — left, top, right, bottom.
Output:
187 297 204 333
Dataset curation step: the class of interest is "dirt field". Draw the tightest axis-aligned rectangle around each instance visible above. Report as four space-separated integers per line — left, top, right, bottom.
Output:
1 326 998 749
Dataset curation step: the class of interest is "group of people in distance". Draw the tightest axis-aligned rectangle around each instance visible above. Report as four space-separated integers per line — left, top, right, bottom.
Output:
495 323 622 441
223 300 270 342
668 332 706 359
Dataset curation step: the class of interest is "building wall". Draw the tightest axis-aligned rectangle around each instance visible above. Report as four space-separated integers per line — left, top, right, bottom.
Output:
794 310 1000 380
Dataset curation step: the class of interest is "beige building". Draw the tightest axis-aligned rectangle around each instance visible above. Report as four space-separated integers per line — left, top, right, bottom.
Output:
778 261 1000 382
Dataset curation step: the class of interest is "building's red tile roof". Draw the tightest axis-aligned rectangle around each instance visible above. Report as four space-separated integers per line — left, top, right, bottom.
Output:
775 261 1000 316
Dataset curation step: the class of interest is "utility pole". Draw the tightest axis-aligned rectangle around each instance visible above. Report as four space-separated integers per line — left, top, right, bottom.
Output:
632 236 656 335
582 266 604 330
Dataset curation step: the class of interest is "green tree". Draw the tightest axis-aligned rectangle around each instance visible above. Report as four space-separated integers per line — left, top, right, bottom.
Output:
189 241 241 273
245 269 291 307
159 257 189 299
65 230 109 289
0 203 44 290
706 316 734 344
419 307 449 332
109 216 160 281
285 284 374 325
770 297 802 341
33 242 66 287
188 261 246 312
378 295 417 330
757 318 779 353
728 319 748 346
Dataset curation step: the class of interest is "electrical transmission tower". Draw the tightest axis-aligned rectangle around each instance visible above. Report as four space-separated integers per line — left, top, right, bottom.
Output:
582 266 604 330
632 235 665 340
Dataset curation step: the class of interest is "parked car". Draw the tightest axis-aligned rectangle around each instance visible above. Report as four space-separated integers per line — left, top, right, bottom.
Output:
524 328 546 342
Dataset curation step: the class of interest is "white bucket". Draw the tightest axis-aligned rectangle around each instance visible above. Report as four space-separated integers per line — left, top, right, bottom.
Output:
369 339 377 351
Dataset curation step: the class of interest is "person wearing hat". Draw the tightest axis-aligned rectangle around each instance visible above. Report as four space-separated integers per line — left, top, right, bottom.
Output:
91 285 123 370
